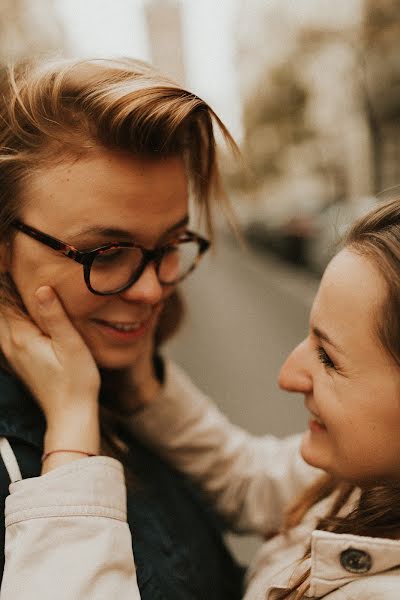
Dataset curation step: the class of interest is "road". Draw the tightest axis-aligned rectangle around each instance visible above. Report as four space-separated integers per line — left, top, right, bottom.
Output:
165 232 321 563
166 232 320 436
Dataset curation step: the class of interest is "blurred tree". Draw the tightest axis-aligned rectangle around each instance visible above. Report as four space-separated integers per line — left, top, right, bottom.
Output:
296 0 400 195
361 0 400 192
242 62 314 183
232 0 400 212
234 37 349 210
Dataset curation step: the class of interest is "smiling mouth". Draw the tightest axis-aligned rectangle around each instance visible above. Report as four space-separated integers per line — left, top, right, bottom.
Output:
94 319 145 332
307 408 328 432
91 316 155 341
309 411 324 425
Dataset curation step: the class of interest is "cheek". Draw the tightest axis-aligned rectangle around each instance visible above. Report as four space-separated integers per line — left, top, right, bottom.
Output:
51 278 102 324
10 249 100 326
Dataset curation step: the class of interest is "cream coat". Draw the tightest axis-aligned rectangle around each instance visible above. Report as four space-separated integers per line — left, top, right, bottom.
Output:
1 361 400 599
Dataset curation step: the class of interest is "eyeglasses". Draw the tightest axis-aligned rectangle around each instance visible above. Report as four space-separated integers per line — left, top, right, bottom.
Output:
12 220 210 296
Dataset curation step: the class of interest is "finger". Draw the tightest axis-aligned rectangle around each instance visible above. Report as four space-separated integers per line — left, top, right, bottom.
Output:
35 286 86 351
0 309 11 337
0 311 11 356
0 309 44 366
0 305 40 344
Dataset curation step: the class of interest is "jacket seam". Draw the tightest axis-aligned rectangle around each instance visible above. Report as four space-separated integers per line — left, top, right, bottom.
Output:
6 506 126 526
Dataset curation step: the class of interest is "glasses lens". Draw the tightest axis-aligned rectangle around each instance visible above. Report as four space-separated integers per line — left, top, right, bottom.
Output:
159 241 200 284
90 246 143 293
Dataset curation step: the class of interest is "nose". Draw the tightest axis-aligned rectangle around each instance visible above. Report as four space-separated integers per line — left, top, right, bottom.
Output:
278 338 313 394
119 263 164 305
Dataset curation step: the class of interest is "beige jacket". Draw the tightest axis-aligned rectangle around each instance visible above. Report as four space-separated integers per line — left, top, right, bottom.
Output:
1 361 400 599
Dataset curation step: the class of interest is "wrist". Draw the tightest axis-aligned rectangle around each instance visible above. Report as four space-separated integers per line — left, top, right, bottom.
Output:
45 405 100 455
41 449 97 474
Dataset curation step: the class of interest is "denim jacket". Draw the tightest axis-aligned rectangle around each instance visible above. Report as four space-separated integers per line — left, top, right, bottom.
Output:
0 369 244 600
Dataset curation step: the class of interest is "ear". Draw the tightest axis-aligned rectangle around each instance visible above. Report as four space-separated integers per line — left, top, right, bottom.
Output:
0 241 10 273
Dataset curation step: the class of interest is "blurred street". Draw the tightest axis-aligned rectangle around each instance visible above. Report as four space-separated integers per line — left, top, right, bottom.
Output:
167 232 320 438
166 233 321 563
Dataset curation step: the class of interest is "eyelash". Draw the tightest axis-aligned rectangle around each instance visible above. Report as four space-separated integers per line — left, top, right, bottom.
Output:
317 346 336 370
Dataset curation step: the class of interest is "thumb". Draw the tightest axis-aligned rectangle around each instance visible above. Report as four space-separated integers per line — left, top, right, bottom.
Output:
35 286 82 348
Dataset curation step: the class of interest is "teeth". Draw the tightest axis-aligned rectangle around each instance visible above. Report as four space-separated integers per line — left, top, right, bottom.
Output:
311 412 324 425
108 322 142 332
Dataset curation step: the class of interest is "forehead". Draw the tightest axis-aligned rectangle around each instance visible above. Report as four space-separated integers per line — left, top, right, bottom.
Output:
311 249 385 350
19 149 189 240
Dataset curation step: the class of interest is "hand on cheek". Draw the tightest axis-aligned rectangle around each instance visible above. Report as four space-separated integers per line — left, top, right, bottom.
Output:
0 286 100 424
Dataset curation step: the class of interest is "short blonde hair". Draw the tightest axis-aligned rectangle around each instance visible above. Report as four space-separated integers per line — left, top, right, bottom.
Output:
0 56 237 239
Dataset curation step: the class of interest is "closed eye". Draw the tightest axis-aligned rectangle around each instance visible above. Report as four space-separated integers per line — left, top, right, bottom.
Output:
317 345 336 370
95 248 125 263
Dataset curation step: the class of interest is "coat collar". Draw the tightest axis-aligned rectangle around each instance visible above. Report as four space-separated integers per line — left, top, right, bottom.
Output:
308 529 400 597
267 529 400 599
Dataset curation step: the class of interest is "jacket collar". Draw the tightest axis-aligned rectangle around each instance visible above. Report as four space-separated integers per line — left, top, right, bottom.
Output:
267 529 400 599
308 529 400 597
0 370 45 449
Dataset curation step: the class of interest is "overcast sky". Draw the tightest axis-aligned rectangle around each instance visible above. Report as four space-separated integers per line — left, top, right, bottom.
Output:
54 0 242 139
54 0 363 143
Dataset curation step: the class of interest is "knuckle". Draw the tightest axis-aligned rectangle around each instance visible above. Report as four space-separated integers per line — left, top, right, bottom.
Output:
0 338 12 359
10 328 27 350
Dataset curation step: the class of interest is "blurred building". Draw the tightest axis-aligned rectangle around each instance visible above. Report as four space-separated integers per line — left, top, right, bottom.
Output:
144 0 185 85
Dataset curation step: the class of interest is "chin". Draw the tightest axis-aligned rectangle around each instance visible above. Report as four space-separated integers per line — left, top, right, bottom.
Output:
92 348 143 371
300 430 329 471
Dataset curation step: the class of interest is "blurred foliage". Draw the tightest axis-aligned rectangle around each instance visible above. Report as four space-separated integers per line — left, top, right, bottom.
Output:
235 62 315 188
363 0 400 43
232 0 400 203
359 0 400 191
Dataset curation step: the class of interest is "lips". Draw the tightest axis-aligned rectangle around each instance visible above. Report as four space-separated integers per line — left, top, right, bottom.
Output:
307 407 327 433
309 410 325 426
94 319 144 332
91 316 153 343
305 401 327 430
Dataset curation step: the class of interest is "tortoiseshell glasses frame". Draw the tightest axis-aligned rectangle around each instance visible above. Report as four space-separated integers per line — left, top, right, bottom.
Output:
12 220 210 296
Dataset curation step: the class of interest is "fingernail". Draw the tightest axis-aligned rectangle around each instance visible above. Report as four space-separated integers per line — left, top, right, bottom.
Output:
35 286 54 308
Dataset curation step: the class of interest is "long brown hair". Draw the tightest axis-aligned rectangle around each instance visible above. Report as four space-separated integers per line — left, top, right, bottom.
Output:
0 56 238 476
279 198 400 599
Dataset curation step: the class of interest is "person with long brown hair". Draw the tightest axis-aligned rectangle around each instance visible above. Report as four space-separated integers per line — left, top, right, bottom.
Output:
0 55 248 598
129 197 400 599
2 199 399 599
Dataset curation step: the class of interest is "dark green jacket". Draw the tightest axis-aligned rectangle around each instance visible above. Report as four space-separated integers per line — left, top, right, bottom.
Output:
0 371 244 599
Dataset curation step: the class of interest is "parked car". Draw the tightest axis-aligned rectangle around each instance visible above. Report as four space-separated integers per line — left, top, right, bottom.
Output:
246 196 378 274
245 206 319 267
304 196 378 275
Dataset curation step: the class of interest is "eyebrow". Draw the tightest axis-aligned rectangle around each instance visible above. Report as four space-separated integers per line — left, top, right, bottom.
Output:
312 326 344 354
69 214 190 242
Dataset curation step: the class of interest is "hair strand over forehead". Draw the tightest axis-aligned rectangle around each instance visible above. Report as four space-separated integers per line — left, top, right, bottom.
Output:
0 56 239 241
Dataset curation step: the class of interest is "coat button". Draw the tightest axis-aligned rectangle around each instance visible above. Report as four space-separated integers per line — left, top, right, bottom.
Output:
340 548 372 573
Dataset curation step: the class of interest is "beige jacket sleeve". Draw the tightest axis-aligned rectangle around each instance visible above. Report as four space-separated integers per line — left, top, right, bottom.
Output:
129 361 321 536
1 456 140 600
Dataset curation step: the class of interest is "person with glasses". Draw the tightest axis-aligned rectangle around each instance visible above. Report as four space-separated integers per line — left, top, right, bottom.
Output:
0 56 246 599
